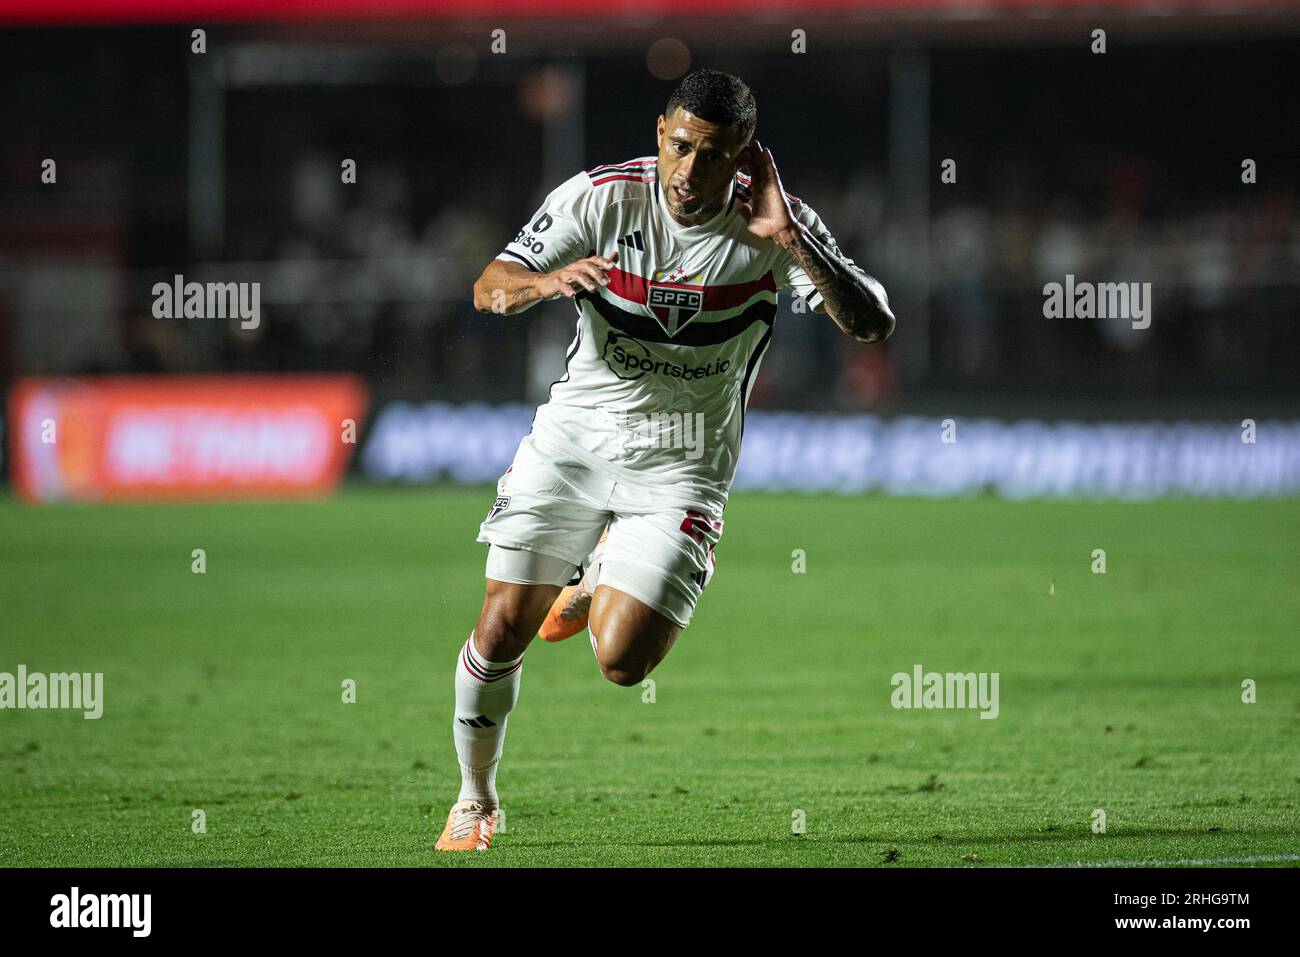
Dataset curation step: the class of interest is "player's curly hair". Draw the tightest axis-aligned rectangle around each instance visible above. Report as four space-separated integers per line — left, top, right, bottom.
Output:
665 69 757 141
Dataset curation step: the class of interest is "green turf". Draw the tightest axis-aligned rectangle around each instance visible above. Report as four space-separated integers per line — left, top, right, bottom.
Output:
0 487 1297 867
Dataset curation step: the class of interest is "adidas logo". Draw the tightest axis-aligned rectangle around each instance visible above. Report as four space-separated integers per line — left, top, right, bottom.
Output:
457 714 498 728
616 229 645 252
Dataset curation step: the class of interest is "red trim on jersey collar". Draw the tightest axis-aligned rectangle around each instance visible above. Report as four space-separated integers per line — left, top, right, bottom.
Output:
589 158 655 187
588 158 654 176
591 173 653 186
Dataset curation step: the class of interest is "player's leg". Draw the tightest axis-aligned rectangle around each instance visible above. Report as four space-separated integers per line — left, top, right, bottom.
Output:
454 567 563 802
472 574 560 661
586 506 722 685
587 583 682 685
436 552 572 852
437 434 609 851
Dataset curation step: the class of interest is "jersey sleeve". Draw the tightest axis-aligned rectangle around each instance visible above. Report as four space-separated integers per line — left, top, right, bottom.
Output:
495 171 594 273
772 200 858 312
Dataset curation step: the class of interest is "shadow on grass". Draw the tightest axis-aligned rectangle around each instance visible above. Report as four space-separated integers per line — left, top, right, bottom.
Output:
489 822 1299 852
836 824 1299 845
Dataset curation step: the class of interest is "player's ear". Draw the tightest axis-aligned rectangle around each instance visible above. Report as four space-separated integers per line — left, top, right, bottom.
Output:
735 142 752 172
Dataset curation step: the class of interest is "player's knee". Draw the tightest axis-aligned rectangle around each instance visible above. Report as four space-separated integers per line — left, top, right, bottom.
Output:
598 659 647 687
474 603 537 659
595 637 651 687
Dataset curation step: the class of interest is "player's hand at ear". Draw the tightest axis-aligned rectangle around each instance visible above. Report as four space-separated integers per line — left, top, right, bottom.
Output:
733 143 756 224
734 195 753 225
540 250 620 300
739 139 799 241
736 142 754 174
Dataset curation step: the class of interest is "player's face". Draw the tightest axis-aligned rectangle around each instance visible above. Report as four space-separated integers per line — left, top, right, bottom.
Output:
655 107 750 225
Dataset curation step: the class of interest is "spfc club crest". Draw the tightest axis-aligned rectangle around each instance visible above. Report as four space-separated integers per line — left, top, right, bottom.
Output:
647 280 703 337
486 495 510 520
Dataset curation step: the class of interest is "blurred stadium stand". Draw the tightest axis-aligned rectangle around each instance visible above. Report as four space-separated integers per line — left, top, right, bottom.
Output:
2 1 1298 496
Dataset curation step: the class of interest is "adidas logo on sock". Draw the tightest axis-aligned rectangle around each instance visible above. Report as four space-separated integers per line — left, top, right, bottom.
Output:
457 714 498 728
616 229 645 252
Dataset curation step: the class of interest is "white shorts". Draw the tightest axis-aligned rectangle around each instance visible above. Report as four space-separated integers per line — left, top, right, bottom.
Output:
476 432 722 629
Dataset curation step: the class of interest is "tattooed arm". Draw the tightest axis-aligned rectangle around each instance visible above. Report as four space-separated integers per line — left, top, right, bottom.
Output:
737 138 895 343
773 223 895 343
472 250 620 316
472 260 543 315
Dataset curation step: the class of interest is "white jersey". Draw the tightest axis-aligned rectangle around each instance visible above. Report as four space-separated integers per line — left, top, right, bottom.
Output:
496 155 855 513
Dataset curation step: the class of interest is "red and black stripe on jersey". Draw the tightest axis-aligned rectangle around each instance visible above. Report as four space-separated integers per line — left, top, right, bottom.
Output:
574 259 777 347
603 263 775 313
582 290 775 347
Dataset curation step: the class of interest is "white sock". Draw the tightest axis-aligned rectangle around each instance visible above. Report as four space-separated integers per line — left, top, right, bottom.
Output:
582 552 604 591
583 545 604 659
452 632 523 808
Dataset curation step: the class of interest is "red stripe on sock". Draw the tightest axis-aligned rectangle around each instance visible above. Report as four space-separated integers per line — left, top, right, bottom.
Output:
462 644 522 683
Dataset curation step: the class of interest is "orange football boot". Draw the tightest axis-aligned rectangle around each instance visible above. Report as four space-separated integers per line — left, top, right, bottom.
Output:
434 799 500 852
538 583 595 643
538 529 607 643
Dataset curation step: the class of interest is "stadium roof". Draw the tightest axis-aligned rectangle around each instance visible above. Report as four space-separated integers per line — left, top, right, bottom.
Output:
4 0 1298 29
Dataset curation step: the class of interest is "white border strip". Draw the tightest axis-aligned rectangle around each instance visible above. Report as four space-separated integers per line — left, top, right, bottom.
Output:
1023 854 1300 869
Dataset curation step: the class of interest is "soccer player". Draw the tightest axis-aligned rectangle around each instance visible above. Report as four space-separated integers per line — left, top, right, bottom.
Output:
435 69 894 850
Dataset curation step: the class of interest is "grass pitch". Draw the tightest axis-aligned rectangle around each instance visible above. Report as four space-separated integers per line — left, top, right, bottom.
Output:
1 487 1297 867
